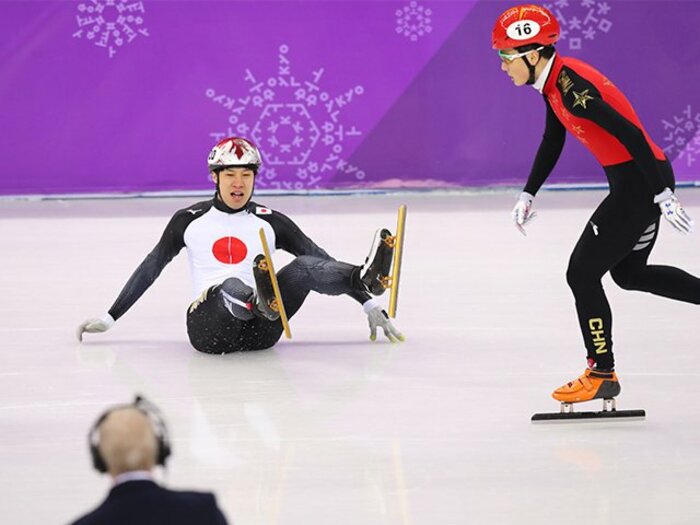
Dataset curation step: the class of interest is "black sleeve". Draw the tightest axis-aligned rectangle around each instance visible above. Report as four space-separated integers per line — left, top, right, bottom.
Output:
209 494 229 525
107 209 193 320
523 97 566 196
214 506 228 525
267 210 332 259
348 288 372 305
562 72 666 194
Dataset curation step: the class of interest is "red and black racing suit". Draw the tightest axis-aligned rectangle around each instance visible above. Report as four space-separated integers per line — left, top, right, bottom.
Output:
523 54 700 369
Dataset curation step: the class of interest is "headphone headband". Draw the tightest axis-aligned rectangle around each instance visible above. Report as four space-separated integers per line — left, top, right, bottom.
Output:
88 394 171 473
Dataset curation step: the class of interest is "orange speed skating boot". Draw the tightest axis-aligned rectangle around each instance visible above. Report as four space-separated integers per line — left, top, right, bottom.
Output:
552 368 621 404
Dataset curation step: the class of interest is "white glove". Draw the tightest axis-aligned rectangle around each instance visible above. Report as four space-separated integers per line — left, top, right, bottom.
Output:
77 314 115 342
654 188 694 235
363 300 404 343
512 192 537 236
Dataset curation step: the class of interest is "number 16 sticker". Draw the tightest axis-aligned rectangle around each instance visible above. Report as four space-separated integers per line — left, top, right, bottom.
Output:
507 20 541 41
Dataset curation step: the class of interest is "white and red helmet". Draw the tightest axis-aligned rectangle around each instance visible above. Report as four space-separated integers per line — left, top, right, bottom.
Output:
492 4 560 50
207 137 262 171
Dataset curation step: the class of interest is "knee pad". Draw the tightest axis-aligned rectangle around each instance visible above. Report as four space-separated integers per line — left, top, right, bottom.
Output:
219 278 255 321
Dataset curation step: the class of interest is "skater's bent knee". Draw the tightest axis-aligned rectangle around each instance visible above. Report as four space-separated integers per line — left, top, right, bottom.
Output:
566 264 591 290
566 258 605 290
217 279 255 321
220 277 254 299
292 255 317 269
610 268 638 291
284 255 323 279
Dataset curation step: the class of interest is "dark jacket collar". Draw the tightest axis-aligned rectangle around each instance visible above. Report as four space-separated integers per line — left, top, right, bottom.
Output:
108 479 159 497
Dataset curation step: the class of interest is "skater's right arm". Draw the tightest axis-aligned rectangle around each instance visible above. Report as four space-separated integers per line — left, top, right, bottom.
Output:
78 208 195 341
513 100 566 235
107 211 192 319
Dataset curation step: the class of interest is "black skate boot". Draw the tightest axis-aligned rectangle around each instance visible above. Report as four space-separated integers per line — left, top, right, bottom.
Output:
252 254 281 321
360 228 395 296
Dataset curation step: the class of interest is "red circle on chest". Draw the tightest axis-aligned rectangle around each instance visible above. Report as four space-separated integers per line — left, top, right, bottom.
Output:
212 237 248 264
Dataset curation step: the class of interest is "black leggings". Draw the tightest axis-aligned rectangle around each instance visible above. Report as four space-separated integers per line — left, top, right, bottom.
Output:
566 161 700 369
186 256 361 353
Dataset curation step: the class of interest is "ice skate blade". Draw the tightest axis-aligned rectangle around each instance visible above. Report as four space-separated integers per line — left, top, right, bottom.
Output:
258 228 291 339
388 204 406 318
531 409 645 423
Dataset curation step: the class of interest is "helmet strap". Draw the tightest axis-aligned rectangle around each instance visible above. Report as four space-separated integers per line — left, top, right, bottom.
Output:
212 169 224 204
522 51 542 85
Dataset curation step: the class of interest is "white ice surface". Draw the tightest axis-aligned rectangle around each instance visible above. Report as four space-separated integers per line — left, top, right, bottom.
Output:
1 190 700 525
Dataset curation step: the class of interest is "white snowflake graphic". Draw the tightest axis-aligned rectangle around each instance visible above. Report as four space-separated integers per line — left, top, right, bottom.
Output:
543 0 613 51
73 0 149 59
206 45 365 190
661 105 700 167
396 1 433 42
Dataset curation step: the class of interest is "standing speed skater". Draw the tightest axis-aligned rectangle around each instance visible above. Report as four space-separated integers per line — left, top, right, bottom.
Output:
78 137 404 353
493 4 700 416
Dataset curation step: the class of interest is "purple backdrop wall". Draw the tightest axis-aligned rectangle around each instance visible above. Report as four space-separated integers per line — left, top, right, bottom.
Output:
2 1 699 195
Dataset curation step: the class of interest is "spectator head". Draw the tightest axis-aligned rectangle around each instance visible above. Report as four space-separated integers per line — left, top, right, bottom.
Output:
89 396 171 476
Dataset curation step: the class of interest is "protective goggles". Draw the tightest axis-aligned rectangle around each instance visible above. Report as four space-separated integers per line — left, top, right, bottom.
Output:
498 46 544 63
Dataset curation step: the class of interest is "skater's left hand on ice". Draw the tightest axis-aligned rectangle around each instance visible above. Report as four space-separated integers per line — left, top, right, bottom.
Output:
654 188 694 235
364 300 404 343
77 314 115 342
